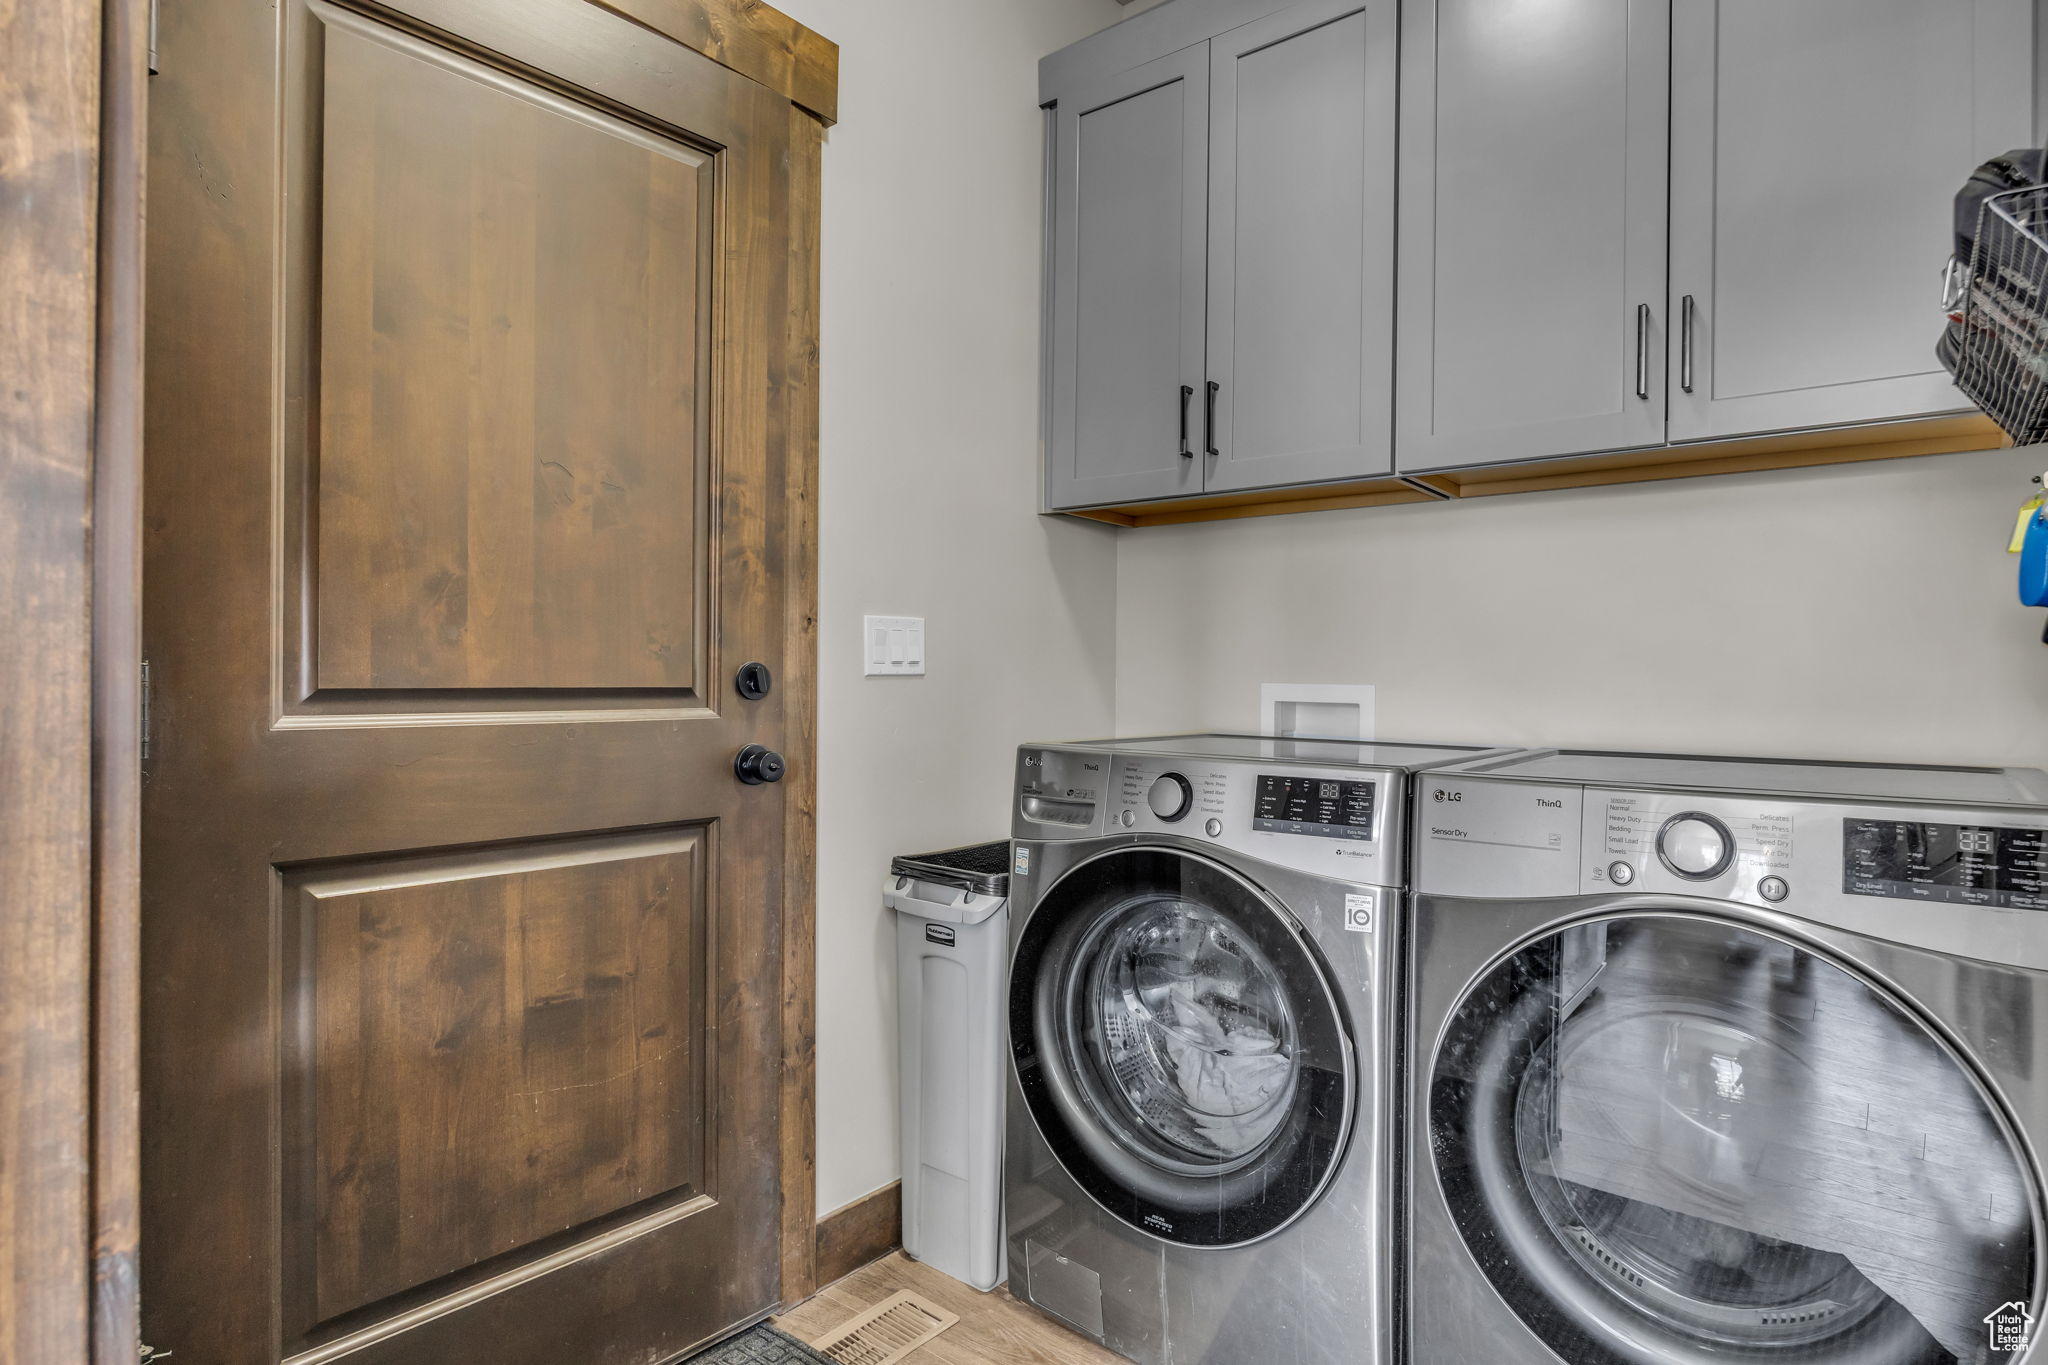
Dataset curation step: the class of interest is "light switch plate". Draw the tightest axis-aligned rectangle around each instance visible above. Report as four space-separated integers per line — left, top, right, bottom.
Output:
864 615 925 677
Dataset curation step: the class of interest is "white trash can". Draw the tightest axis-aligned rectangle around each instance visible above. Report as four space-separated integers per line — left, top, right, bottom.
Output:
886 841 1010 1291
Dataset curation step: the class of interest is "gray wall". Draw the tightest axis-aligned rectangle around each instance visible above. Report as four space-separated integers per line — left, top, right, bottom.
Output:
1116 446 2048 769
772 0 1125 1216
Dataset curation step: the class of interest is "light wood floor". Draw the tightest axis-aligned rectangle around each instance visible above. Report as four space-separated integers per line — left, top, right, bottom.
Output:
775 1252 1125 1365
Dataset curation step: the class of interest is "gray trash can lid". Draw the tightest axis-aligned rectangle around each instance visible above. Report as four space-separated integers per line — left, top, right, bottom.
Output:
890 840 1010 897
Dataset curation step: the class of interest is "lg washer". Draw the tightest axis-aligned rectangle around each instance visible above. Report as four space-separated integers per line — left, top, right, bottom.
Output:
1407 748 2048 1365
1004 733 1510 1365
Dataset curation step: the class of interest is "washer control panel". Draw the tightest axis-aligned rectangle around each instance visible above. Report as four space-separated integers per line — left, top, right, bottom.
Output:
1014 745 1408 887
1251 772 1377 841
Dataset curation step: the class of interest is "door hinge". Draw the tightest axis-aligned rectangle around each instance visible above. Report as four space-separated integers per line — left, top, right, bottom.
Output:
140 658 152 762
147 0 159 75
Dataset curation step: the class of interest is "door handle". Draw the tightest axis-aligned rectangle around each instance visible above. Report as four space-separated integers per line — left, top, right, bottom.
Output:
735 744 786 785
1205 381 1220 457
1635 304 1651 401
1680 294 1696 394
1179 385 1194 458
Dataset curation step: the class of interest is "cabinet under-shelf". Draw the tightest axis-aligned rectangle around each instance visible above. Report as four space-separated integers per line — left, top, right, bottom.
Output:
1059 474 1438 528
1055 412 2008 528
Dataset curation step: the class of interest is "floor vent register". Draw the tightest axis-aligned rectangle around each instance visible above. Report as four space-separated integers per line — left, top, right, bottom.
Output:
809 1291 960 1365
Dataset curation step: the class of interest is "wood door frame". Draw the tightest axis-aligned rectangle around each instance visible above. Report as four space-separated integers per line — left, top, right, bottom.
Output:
2 0 831 1357
1 0 145 1361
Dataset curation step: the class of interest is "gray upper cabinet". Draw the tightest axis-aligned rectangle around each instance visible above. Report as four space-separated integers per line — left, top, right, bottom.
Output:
1043 0 1395 510
1045 0 2040 519
1667 0 2036 442
1046 47 1210 510
1205 0 1396 493
1396 0 1670 473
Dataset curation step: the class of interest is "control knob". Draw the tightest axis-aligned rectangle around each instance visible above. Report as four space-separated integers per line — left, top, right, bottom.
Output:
1657 812 1734 880
1147 772 1194 822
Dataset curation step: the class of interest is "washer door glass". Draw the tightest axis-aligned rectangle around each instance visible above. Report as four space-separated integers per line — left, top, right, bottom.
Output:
1009 847 1352 1247
1080 896 1299 1170
1432 915 2039 1365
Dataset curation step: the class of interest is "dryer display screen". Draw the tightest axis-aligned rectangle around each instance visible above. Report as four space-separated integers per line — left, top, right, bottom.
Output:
1253 775 1375 841
1843 818 2048 910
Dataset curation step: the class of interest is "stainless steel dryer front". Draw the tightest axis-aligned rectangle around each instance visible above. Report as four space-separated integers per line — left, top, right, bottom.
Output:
1406 749 2048 1365
1004 734 1505 1365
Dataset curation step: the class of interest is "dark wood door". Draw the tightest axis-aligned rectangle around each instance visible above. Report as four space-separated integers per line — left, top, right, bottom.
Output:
141 1 815 1361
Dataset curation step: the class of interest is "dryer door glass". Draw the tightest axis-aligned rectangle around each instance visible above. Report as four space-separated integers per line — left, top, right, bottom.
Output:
1431 915 2039 1365
1009 847 1353 1247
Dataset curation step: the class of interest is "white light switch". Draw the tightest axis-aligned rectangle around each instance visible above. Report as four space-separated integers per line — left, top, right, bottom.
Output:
864 615 925 677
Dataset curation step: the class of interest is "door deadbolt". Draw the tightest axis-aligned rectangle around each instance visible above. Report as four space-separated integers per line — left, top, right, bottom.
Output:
735 661 773 701
735 744 786 785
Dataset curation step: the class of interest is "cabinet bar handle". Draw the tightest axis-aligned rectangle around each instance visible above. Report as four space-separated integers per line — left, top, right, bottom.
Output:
1635 304 1651 401
1180 384 1194 458
1680 294 1696 394
1205 381 1220 457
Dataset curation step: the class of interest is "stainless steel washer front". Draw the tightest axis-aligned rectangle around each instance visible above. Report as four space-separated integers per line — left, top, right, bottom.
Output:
1005 734 1509 1365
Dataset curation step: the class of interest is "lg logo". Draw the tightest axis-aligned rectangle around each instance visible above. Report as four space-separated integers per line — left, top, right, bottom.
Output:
1433 788 1463 803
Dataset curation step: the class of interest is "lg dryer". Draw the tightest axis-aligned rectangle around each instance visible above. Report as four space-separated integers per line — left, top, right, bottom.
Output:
1005 733 1506 1365
1407 748 2048 1365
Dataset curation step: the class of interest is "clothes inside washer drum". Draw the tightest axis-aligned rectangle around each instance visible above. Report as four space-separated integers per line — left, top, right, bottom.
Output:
1090 899 1299 1163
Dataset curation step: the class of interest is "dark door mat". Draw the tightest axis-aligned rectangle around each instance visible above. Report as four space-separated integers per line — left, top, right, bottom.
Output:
685 1324 835 1365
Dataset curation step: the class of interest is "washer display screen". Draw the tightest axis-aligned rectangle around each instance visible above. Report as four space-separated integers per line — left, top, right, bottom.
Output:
1843 818 2048 910
1252 775 1375 841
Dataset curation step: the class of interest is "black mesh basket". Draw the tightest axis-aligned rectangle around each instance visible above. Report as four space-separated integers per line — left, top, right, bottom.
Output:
1949 185 2048 445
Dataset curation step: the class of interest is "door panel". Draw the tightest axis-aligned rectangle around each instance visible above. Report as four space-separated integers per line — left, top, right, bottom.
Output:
290 829 709 1329
1668 0 2033 441
143 0 800 1361
1046 48 1208 510
1206 0 1396 493
1396 0 1669 472
314 18 712 694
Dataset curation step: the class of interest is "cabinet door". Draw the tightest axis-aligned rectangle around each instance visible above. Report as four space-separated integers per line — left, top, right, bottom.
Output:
1204 0 1397 493
1396 0 1670 473
1668 0 2035 442
1046 48 1210 510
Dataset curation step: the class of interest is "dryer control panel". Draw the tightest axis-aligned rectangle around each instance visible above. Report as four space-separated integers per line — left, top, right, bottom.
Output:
1415 774 2048 970
1843 817 2048 911
1587 790 1796 905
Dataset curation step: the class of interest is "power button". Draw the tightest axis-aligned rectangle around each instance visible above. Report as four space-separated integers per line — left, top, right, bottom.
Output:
1607 861 1636 886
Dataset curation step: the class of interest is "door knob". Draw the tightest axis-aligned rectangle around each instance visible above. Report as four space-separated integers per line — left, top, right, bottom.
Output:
735 744 786 785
